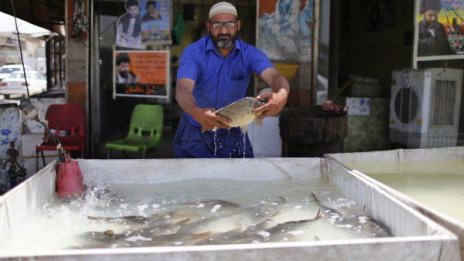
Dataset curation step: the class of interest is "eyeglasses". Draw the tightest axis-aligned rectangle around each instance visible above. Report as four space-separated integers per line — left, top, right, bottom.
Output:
210 21 236 30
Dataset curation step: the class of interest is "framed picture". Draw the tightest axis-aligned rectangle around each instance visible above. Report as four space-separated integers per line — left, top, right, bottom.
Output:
113 49 170 101
115 0 171 49
413 0 464 67
140 0 171 45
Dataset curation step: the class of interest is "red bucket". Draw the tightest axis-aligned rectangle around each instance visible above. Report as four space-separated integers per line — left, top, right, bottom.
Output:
56 153 84 197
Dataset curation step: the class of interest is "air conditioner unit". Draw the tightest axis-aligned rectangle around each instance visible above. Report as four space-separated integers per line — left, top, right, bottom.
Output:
389 68 463 148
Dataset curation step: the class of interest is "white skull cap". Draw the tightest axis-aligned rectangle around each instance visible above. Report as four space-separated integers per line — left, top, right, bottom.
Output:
209 2 237 19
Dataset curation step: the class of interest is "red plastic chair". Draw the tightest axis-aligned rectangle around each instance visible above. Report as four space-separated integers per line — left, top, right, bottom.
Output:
35 104 86 171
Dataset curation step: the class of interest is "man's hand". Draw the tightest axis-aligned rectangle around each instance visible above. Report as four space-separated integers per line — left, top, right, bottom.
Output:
194 108 231 132
256 67 290 118
254 88 288 118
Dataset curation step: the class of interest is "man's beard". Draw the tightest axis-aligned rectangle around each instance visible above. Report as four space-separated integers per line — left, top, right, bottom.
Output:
212 34 236 49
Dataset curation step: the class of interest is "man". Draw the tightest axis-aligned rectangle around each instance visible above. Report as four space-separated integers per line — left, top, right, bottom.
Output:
174 1 289 158
418 0 454 56
116 0 142 48
142 1 162 22
115 53 138 84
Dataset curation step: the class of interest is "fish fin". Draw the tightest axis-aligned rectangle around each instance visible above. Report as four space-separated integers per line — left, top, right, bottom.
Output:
191 231 213 241
86 216 121 223
253 116 264 126
310 192 321 204
87 216 121 222
87 215 148 223
103 230 120 238
176 218 191 225
271 210 281 218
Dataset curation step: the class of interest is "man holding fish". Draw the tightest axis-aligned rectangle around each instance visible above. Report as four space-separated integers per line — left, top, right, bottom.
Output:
174 1 290 158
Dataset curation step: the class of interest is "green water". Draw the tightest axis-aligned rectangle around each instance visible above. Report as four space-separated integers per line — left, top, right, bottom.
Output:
348 161 464 224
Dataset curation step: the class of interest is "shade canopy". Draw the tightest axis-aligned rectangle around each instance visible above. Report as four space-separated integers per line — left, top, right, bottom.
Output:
0 11 52 38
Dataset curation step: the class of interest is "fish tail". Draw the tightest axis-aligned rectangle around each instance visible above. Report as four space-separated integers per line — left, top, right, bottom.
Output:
314 208 322 220
309 192 321 204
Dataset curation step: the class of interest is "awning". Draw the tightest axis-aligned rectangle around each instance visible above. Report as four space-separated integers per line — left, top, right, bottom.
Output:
0 11 52 38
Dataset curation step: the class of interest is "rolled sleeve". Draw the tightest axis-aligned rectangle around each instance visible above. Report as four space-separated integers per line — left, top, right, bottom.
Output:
247 47 274 75
177 45 199 82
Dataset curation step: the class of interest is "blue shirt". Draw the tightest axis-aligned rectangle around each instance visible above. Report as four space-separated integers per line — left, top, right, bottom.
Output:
177 36 273 127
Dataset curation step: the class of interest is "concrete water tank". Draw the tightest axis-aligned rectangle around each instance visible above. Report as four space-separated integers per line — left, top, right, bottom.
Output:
0 158 459 260
329 147 464 260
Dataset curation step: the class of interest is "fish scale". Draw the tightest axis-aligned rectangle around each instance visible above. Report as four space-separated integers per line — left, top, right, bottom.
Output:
214 97 266 129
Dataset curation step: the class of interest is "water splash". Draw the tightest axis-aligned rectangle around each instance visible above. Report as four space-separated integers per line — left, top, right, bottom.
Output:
241 129 247 158
213 129 218 157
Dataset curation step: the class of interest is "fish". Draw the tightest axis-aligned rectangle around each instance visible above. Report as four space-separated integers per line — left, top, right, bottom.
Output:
86 199 240 226
87 210 202 227
309 192 391 237
251 209 322 243
80 222 188 248
80 208 276 248
197 208 322 245
80 199 281 248
171 203 281 239
214 97 266 132
180 199 241 213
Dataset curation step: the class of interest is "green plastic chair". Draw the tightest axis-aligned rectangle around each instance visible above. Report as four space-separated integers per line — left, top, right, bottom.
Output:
106 104 163 158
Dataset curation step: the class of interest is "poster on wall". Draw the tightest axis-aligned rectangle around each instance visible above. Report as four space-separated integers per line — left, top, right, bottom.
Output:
115 0 171 49
257 0 314 62
413 0 464 66
256 0 316 105
113 49 170 101
140 0 171 45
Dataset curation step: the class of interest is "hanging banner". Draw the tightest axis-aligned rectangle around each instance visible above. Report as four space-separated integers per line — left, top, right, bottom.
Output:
113 49 170 101
413 0 464 66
